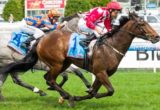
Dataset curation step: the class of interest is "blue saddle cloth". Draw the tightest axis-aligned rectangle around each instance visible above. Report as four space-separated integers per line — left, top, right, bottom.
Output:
67 33 86 59
8 31 29 55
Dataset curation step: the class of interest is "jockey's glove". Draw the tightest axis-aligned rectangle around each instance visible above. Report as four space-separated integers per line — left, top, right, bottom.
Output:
93 30 101 38
107 31 112 37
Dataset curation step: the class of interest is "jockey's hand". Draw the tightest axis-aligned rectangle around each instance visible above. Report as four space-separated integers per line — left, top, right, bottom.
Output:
107 31 112 37
93 30 100 38
60 21 67 27
94 27 102 38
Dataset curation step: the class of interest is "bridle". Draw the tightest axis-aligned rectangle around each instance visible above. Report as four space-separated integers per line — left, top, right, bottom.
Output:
119 17 152 41
97 15 153 56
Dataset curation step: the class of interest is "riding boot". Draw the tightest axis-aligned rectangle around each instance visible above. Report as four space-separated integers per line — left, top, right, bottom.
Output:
21 36 35 50
79 34 96 51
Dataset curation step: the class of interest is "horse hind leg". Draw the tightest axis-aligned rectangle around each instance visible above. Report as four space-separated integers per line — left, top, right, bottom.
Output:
46 71 68 90
0 70 10 100
47 64 72 99
49 65 91 90
69 65 91 89
47 63 77 107
10 72 47 96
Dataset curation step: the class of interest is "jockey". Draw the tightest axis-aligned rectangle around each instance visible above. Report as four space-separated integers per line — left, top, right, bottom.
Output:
21 8 62 49
20 15 45 49
78 1 122 51
42 8 62 31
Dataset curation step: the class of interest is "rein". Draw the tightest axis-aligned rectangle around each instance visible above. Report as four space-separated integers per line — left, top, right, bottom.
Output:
97 33 125 56
97 21 150 56
103 41 125 56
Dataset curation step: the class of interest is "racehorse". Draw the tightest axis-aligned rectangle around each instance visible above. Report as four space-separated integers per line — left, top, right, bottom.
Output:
0 17 91 99
0 12 159 107
0 24 48 97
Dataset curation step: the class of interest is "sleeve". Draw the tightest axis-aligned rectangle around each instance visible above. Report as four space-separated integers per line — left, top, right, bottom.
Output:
104 11 112 32
86 16 96 29
85 8 102 29
50 23 58 31
43 20 58 31
24 17 37 26
104 18 112 32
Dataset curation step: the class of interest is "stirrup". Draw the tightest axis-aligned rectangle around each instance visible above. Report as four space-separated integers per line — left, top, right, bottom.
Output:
79 41 89 52
21 43 27 48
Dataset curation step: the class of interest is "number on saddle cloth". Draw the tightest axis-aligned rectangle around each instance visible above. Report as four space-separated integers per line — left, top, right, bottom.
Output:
67 33 87 59
8 31 30 55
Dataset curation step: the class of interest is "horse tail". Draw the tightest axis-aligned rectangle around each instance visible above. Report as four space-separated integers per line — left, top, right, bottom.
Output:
0 40 40 74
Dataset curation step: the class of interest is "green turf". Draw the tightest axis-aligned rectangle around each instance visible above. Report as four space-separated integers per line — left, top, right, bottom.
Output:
0 69 160 110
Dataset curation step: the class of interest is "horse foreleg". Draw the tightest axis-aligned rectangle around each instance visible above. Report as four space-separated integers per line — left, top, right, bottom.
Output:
59 71 68 87
0 71 10 100
10 73 47 96
94 71 114 98
69 66 91 89
73 78 101 101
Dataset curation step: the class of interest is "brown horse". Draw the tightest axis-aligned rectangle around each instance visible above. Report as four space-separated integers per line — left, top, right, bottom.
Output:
36 12 160 104
0 12 160 106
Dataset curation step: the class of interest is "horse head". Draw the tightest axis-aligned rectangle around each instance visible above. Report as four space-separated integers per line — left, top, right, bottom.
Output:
127 12 160 43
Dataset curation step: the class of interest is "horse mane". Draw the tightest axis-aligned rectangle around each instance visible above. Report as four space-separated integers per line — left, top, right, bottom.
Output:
118 16 129 27
61 13 79 22
106 16 129 37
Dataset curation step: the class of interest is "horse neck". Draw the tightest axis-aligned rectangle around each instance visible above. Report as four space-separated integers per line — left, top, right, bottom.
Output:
107 21 136 57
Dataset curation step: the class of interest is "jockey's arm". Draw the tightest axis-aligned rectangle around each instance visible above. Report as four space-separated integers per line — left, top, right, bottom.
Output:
104 18 112 32
24 17 37 26
43 20 59 31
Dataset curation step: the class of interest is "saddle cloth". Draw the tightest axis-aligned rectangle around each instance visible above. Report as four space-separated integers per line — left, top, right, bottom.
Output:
67 33 87 59
8 31 29 55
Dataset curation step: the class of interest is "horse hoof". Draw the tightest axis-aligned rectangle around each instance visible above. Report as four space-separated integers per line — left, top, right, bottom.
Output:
68 97 75 108
58 97 64 104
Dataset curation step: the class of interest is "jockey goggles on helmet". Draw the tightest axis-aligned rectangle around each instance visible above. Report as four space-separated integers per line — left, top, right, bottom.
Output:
47 8 61 19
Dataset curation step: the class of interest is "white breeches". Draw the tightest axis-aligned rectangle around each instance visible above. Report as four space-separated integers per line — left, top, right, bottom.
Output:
78 18 107 37
20 20 45 39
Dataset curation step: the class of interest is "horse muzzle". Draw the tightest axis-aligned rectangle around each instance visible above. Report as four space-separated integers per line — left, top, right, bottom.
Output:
150 35 160 44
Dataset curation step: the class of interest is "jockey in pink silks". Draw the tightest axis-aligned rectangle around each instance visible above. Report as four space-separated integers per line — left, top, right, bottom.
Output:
78 1 122 51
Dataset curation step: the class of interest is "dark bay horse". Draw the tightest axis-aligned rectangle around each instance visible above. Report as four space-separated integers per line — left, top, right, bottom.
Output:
0 12 160 106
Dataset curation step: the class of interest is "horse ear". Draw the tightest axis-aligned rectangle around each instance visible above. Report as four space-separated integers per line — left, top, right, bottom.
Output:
129 12 134 20
129 12 138 20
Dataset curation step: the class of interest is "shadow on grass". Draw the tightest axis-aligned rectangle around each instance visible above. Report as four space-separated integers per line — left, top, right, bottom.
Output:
0 95 151 110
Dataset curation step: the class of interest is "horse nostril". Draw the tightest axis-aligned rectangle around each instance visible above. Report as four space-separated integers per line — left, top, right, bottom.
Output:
154 36 160 40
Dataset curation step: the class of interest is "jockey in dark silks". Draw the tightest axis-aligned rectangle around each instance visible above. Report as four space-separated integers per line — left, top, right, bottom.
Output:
78 1 122 51
21 8 62 50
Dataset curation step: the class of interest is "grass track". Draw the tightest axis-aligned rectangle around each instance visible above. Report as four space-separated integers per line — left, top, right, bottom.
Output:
0 69 160 110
